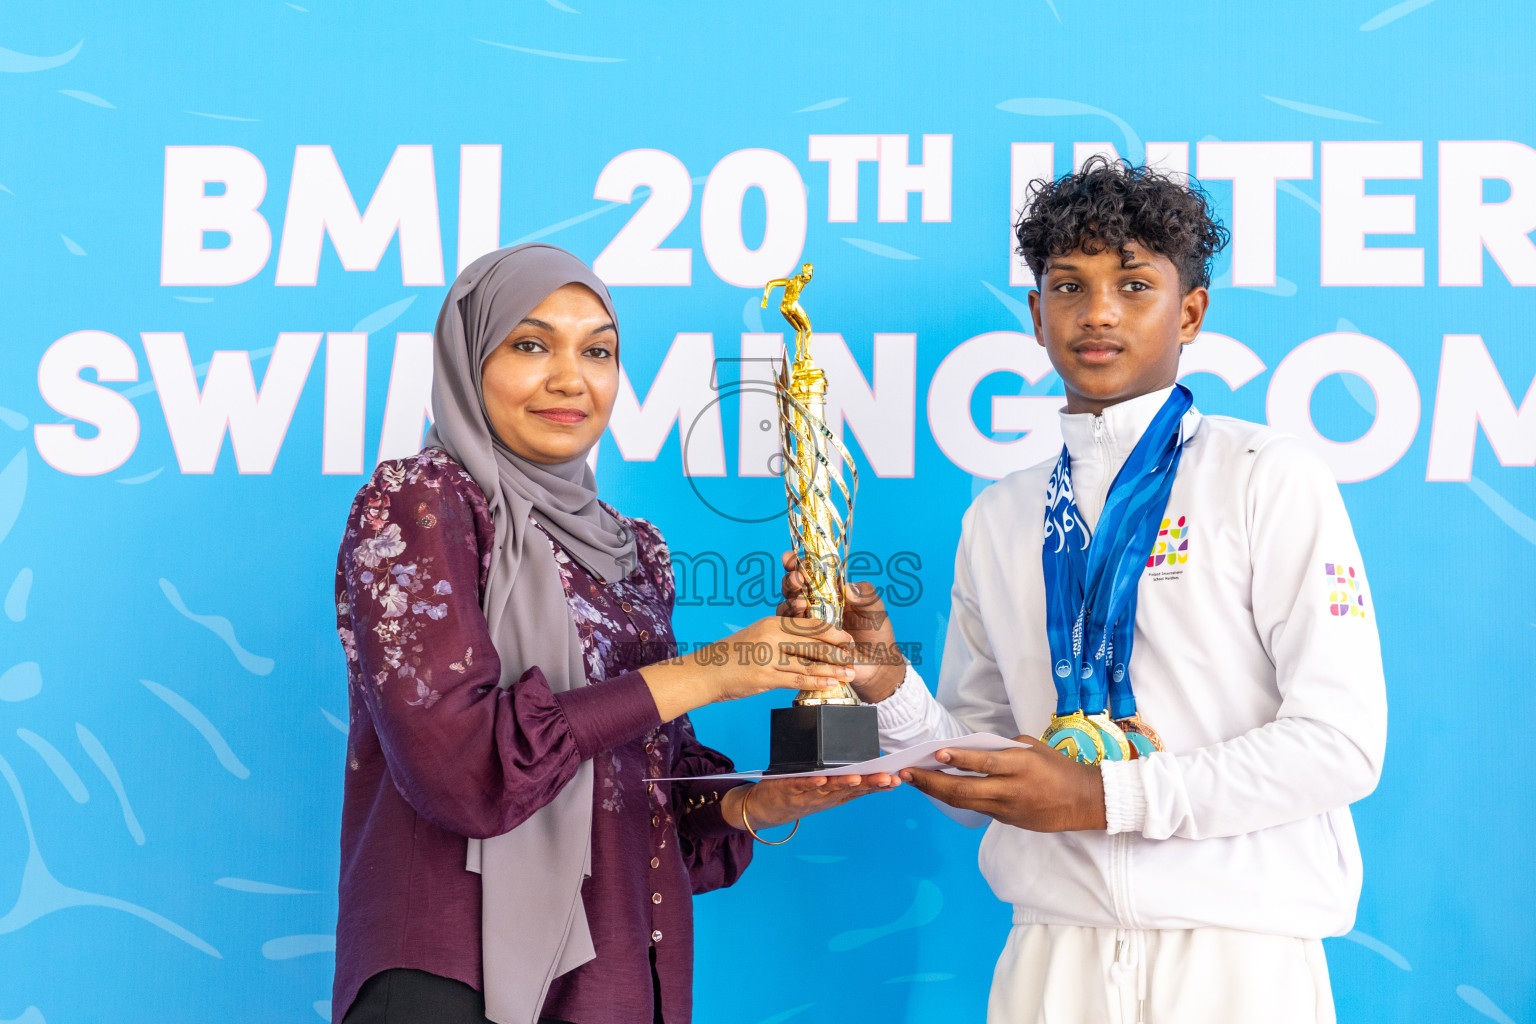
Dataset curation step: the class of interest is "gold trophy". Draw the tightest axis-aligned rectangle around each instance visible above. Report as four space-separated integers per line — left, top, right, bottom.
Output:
761 263 879 774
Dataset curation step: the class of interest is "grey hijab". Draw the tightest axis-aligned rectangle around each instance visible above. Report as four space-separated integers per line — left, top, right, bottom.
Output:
423 243 636 1024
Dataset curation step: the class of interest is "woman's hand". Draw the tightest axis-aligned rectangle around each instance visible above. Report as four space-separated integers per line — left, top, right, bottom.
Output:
778 552 907 704
720 773 900 832
639 615 856 722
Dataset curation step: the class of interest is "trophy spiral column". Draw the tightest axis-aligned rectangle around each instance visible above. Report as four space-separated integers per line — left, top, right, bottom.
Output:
761 263 878 773
782 358 857 706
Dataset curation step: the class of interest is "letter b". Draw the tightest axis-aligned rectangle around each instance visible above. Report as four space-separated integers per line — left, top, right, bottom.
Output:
160 146 272 286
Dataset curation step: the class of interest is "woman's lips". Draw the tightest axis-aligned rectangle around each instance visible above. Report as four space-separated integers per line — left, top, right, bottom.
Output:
532 408 588 425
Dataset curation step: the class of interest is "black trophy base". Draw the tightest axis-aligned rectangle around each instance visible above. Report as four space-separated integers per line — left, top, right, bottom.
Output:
765 703 879 775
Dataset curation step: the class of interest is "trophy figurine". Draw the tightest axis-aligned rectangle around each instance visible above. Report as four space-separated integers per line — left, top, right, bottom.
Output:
761 263 879 774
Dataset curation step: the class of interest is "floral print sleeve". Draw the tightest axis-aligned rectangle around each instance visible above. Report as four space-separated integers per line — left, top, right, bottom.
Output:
337 451 658 840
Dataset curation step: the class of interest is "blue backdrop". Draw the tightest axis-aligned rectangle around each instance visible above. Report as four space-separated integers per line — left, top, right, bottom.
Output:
2 2 1533 1022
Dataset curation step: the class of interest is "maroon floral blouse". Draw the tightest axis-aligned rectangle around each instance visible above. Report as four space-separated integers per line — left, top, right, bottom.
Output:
332 449 752 1024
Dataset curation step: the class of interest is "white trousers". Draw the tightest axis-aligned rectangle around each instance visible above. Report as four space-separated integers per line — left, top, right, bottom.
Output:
987 924 1336 1024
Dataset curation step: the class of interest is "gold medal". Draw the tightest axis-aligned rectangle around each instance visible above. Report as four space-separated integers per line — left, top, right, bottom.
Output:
1041 710 1106 764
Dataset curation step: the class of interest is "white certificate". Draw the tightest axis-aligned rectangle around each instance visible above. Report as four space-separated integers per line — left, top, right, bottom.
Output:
648 733 1026 782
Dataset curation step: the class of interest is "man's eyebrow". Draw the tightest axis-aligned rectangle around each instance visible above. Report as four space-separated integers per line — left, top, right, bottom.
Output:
1046 260 1155 272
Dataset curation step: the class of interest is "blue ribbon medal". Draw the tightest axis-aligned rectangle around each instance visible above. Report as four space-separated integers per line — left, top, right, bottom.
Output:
1040 386 1192 764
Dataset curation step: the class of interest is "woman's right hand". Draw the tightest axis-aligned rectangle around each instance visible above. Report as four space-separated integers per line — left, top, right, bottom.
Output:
638 616 855 722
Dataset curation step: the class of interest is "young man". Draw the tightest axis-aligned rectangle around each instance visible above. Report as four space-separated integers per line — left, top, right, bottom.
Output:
782 158 1385 1022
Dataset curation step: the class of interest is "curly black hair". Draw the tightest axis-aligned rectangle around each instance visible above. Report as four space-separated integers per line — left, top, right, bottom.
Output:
1014 155 1230 292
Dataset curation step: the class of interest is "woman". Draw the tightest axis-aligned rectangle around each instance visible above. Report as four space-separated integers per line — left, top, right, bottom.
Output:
332 244 894 1024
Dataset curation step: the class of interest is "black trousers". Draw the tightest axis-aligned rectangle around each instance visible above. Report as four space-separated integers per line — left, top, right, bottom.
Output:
342 961 664 1024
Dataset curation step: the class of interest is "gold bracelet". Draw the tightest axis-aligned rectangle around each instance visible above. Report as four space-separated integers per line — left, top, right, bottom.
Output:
740 784 799 845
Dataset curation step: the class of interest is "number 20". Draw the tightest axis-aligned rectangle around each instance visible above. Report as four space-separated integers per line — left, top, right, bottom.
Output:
592 148 808 289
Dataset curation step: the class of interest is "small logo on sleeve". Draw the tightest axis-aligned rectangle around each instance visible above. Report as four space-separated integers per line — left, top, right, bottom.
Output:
1326 562 1367 619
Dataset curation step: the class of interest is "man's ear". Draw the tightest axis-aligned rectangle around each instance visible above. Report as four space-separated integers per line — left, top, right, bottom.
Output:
1027 288 1045 345
1179 286 1210 343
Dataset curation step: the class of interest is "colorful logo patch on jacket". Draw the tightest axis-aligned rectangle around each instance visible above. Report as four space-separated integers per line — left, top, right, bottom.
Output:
1147 515 1189 568
1325 562 1367 618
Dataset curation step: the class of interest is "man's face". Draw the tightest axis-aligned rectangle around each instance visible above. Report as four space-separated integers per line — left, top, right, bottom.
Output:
1027 241 1208 415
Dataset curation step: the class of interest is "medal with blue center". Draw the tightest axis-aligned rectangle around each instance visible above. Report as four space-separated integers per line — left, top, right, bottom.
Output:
1117 714 1164 758
1041 710 1105 763
1087 713 1133 761
1040 387 1191 764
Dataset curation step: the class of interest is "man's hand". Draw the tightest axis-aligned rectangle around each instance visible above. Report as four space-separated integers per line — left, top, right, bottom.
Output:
899 736 1108 832
777 551 906 703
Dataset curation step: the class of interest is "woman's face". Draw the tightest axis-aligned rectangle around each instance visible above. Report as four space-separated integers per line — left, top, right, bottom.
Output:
481 283 619 464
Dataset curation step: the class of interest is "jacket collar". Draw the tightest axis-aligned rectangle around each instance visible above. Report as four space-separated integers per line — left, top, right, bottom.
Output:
1059 385 1203 465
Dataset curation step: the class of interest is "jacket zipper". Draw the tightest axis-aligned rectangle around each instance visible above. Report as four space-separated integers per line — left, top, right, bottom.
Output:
1110 831 1134 927
1094 413 1137 932
1091 415 1113 528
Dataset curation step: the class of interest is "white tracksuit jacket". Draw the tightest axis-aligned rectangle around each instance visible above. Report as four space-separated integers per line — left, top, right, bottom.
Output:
878 386 1387 938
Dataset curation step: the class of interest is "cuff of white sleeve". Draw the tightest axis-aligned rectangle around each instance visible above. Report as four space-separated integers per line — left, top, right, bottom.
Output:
1100 758 1148 835
872 662 932 730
